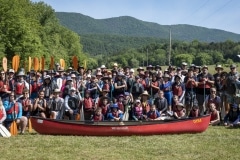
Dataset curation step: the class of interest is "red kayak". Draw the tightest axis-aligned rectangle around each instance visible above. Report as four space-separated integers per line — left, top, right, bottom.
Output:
31 115 210 136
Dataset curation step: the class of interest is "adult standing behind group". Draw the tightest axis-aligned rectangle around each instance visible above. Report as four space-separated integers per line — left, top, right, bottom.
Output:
196 65 214 114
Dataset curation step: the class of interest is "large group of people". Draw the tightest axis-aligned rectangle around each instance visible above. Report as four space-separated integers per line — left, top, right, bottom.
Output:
0 62 240 134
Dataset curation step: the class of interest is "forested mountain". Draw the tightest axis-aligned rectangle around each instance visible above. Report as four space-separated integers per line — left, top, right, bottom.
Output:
56 12 240 42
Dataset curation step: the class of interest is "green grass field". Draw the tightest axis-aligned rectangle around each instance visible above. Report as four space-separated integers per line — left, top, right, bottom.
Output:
1 126 239 160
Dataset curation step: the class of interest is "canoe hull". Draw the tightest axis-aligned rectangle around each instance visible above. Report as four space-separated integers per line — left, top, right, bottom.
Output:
31 115 210 136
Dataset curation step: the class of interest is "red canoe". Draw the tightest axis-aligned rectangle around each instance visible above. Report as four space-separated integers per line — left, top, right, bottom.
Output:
31 115 210 136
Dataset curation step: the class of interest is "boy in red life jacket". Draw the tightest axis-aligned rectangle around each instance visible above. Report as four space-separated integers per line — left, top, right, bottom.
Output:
92 107 104 121
147 104 161 121
98 96 110 119
188 104 201 118
30 72 42 99
107 104 123 121
14 70 30 99
132 99 143 121
208 103 220 126
173 103 186 119
19 89 33 117
82 90 94 120
3 92 28 133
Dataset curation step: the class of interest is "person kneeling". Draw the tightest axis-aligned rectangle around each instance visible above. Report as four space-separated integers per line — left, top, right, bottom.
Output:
208 103 220 126
173 103 186 119
107 104 123 121
147 104 161 121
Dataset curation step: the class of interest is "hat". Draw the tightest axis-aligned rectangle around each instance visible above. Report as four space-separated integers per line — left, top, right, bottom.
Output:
220 71 228 77
146 65 154 70
87 74 91 78
17 70 25 77
66 76 72 81
129 69 134 73
117 73 125 77
176 103 185 107
71 74 76 78
102 76 111 80
190 64 196 68
135 99 141 103
202 65 208 70
110 104 118 108
101 65 106 69
163 74 170 78
155 65 162 70
67 67 73 71
113 63 118 67
96 72 103 76
70 87 76 91
182 62 187 66
176 67 181 71
174 75 181 80
215 64 223 70
232 103 238 109
140 91 150 97
230 64 237 68
137 67 144 71
8 69 15 73
44 75 51 80
53 89 61 93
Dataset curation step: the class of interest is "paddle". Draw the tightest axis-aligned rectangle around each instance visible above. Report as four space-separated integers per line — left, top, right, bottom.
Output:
80 87 85 121
0 124 11 138
28 57 33 133
50 56 54 70
72 56 78 71
12 55 20 72
59 59 65 70
10 56 20 136
2 57 7 88
41 57 45 71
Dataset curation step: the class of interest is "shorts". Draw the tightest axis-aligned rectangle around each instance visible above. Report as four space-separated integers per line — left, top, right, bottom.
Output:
226 93 235 104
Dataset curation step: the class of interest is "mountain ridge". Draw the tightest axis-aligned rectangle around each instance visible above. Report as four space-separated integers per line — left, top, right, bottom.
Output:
55 12 240 42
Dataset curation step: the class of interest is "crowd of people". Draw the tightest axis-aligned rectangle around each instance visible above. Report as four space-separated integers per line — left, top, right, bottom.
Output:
0 62 240 134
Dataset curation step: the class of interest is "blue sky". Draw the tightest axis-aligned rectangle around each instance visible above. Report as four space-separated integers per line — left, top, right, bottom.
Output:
32 0 240 34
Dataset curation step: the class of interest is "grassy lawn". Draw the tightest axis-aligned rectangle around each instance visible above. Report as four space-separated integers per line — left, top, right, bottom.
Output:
1 126 239 160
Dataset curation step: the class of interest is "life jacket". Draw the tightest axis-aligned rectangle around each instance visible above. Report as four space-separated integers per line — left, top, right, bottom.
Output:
172 83 183 97
198 74 212 88
0 109 4 120
151 81 159 93
68 96 79 110
117 102 124 111
6 102 19 115
134 106 143 117
15 82 25 95
31 81 41 92
101 104 109 116
102 82 110 91
141 78 150 90
83 97 93 110
51 99 63 111
210 110 218 121
93 114 103 121
21 98 31 112
149 110 157 119
185 77 197 89
115 80 124 93
0 80 7 92
141 101 150 114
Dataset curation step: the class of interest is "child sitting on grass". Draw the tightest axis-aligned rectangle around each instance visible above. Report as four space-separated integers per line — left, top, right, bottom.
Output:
188 104 201 118
208 103 220 126
224 103 240 127
173 103 186 119
92 107 104 121
147 104 161 121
